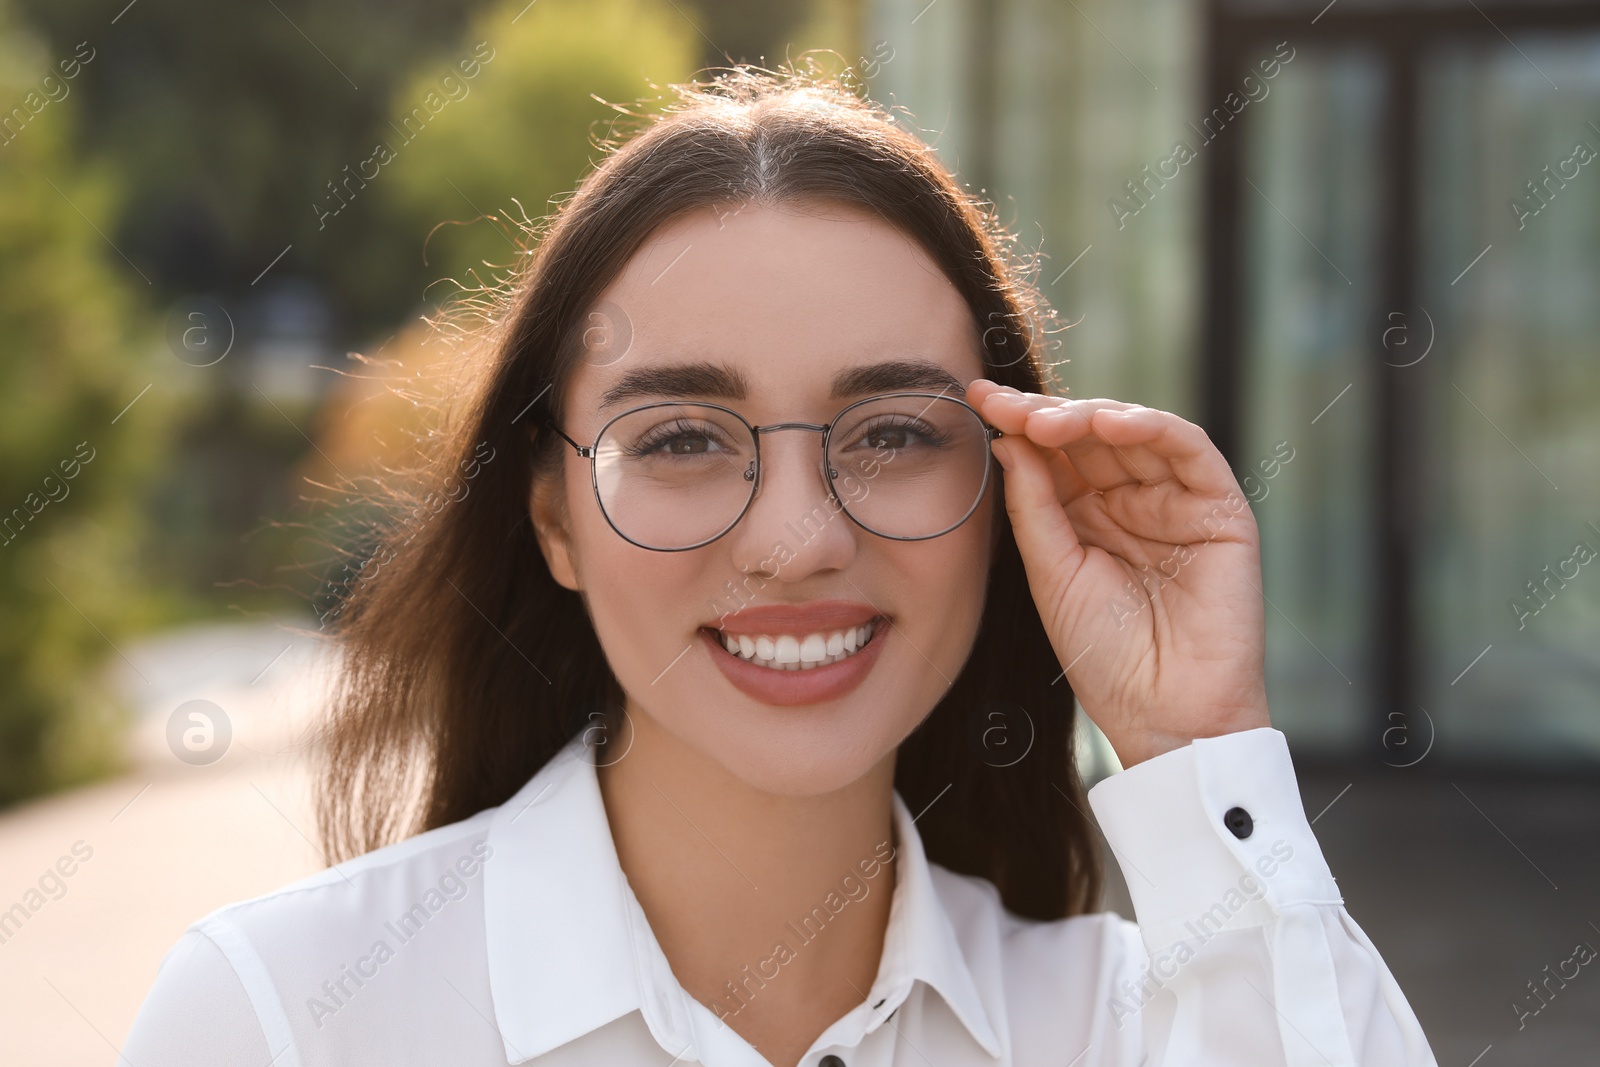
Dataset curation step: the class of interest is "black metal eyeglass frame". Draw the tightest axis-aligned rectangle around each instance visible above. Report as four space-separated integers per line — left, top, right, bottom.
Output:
543 390 1004 552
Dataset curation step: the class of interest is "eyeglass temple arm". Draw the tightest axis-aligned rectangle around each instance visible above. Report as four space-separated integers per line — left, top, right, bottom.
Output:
540 416 594 458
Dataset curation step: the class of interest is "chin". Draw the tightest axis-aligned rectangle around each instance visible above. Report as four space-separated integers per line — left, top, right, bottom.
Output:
645 652 931 798
696 715 904 798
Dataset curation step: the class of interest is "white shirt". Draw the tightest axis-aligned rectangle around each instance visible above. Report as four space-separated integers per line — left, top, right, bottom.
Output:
121 726 1438 1066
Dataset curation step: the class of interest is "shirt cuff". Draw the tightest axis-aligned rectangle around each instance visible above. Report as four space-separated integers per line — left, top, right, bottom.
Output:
1085 726 1343 951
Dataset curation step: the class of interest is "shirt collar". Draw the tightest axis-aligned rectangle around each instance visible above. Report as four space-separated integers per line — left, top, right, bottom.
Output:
869 790 1004 1057
482 731 1003 1063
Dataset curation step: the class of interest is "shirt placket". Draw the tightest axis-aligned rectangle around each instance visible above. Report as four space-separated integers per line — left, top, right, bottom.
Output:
789 978 915 1067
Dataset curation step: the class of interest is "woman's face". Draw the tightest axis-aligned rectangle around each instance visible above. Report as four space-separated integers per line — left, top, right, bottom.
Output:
531 199 995 797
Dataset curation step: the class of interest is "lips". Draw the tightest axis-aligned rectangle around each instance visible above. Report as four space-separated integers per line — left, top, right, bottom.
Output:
699 599 888 706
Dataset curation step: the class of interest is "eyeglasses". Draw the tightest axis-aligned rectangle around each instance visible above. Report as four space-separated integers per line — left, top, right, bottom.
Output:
545 391 1003 551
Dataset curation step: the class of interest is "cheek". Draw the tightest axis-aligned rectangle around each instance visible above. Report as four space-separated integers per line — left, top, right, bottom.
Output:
918 513 993 657
571 509 702 682
563 495 733 722
878 503 994 712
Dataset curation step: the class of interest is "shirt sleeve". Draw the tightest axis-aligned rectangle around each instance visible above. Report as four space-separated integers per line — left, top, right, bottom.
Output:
1084 727 1438 1067
119 926 274 1067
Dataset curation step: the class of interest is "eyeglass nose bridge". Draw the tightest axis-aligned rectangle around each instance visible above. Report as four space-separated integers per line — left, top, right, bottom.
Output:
746 420 837 486
754 422 830 434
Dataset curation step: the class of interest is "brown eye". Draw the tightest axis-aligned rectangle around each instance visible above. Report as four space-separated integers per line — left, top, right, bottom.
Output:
866 426 910 451
666 434 711 454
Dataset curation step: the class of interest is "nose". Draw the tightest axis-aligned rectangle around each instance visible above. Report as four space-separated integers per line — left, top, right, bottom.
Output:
725 428 858 579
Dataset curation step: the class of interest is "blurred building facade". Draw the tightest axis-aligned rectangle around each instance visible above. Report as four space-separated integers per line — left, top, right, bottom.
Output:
866 0 1600 770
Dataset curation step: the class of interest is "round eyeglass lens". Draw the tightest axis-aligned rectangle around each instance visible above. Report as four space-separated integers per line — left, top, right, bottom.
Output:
592 403 757 549
827 394 994 539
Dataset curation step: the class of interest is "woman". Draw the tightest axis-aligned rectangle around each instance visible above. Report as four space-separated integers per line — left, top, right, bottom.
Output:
123 61 1438 1066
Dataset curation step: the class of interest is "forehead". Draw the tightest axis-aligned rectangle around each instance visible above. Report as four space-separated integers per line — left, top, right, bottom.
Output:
566 199 984 416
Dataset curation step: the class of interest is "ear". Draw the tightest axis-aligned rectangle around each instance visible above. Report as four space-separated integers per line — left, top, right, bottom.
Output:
529 451 582 592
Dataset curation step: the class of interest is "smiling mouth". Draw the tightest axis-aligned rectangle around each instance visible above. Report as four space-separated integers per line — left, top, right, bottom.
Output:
705 619 881 672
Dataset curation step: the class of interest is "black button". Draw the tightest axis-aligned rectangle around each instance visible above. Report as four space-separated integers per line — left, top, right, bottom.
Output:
820 1057 846 1067
1224 806 1253 839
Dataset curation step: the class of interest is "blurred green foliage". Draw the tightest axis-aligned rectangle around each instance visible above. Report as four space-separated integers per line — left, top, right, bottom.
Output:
377 0 700 297
13 0 844 334
13 0 489 333
0 2 181 805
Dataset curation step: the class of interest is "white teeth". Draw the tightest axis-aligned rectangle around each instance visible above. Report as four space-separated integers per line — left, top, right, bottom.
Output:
716 621 877 672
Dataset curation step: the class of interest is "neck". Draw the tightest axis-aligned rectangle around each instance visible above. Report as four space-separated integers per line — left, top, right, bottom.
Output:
596 701 898 1067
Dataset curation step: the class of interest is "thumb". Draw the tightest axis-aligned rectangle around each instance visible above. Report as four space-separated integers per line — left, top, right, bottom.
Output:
992 436 1084 584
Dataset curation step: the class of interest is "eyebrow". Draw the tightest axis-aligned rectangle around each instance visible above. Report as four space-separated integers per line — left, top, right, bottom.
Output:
596 358 966 411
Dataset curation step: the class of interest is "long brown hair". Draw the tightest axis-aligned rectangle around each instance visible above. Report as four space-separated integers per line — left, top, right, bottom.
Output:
314 57 1103 920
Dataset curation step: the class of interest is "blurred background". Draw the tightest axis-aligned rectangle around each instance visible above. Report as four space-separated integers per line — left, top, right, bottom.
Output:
1 0 1597 1061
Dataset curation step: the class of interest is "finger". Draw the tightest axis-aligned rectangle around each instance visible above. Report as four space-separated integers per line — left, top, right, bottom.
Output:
1086 407 1241 498
1024 403 1166 492
973 388 1082 436
965 378 1018 408
992 435 1085 596
991 415 1114 510
1061 432 1174 493
1024 404 1237 500
1039 443 1098 507
1059 493 1161 560
1016 398 1145 449
1059 451 1256 552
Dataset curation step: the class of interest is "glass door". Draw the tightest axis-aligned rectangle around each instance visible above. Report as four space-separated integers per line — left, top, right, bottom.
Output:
1239 46 1384 753
1417 34 1600 764
1231 20 1600 766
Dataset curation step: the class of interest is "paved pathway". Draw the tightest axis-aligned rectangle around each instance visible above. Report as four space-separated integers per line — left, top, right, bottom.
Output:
0 619 328 1066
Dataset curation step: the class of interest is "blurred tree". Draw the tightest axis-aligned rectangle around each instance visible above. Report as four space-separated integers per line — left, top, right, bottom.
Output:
13 0 859 336
374 0 700 296
13 0 490 336
5 0 507 626
0 3 180 806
